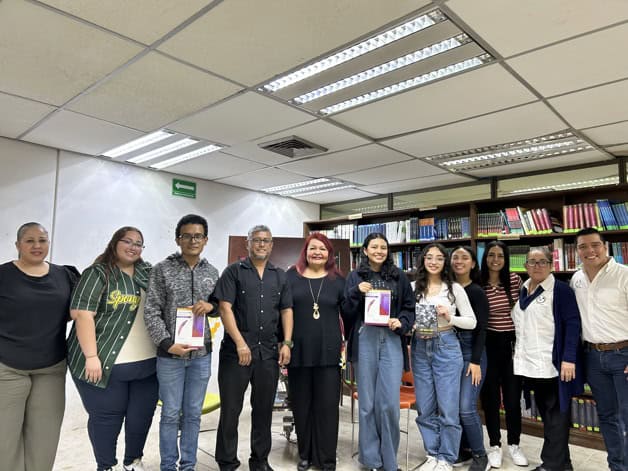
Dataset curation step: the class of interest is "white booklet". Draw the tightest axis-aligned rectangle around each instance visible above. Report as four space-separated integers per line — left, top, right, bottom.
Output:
175 307 205 347
364 289 391 326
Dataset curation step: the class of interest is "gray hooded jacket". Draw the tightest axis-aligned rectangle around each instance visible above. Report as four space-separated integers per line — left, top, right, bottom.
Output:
144 252 219 358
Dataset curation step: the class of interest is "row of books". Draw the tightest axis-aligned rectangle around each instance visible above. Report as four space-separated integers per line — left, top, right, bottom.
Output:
314 216 472 247
563 200 628 232
478 207 563 237
477 200 628 237
519 392 600 433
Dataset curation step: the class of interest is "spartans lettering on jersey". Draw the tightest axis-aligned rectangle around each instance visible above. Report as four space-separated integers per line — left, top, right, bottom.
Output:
107 290 141 310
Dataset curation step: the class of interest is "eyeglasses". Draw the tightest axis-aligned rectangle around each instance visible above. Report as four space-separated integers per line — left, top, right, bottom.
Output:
525 260 550 268
250 238 273 245
425 256 445 263
119 239 144 249
178 233 206 242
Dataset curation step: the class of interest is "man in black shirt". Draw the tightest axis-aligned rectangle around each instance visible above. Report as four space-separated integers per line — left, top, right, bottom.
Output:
214 224 293 471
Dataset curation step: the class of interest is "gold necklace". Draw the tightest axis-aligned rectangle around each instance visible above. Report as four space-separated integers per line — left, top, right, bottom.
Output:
307 277 325 319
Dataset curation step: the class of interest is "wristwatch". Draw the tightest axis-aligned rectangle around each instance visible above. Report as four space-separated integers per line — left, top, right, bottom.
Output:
282 339 294 349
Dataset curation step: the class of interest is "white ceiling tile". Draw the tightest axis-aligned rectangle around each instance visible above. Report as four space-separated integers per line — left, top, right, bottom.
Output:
38 0 213 44
338 159 446 185
507 23 628 97
330 64 536 138
582 120 628 146
384 102 566 158
446 0 628 57
606 144 628 155
68 52 241 131
549 79 628 129
170 92 314 145
465 150 612 177
159 151 265 181
159 0 430 86
0 0 143 106
279 144 411 177
22 110 143 156
293 188 377 204
360 172 474 193
215 167 318 191
0 93 55 139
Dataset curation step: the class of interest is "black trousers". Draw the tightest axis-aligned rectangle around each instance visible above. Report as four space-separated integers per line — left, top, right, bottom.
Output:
288 365 341 469
481 330 522 446
526 377 572 471
215 348 279 470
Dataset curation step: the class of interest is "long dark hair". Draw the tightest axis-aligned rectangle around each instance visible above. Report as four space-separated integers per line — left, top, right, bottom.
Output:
357 232 398 281
295 232 341 279
414 242 455 303
94 226 144 281
451 245 481 284
480 240 515 307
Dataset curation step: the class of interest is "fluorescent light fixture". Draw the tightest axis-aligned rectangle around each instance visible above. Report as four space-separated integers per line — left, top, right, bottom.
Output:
149 144 222 170
425 131 595 171
126 138 198 164
509 176 619 195
289 185 356 197
262 10 444 92
262 178 330 193
262 178 356 197
320 56 485 115
294 35 466 104
102 130 173 158
277 181 351 195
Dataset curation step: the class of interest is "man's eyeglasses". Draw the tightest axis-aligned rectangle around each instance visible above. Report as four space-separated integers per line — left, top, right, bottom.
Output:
250 238 273 245
119 239 144 249
525 260 550 268
178 233 206 242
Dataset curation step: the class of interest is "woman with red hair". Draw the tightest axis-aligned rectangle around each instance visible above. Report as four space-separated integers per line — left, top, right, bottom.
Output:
287 233 347 471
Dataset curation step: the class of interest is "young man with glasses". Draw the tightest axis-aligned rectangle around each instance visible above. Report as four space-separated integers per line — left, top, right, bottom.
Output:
570 228 628 471
214 224 293 471
144 214 220 471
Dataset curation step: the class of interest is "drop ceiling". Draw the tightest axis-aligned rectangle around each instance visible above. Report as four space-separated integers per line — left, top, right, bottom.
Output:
1 0 627 204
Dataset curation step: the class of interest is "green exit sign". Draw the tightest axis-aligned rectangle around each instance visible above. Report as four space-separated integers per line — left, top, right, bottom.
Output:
172 179 196 199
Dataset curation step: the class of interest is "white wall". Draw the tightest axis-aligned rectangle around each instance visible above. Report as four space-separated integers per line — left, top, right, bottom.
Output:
0 137 319 271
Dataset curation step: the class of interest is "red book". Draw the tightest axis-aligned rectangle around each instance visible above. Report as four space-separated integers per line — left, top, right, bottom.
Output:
529 209 542 233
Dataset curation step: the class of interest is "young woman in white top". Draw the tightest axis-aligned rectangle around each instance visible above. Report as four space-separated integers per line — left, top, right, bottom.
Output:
412 243 476 471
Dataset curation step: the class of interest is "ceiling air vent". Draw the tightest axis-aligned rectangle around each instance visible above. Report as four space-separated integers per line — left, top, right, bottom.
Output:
259 136 327 158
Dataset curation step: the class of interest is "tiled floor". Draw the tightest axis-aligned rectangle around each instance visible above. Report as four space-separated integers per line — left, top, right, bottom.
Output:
53 377 609 471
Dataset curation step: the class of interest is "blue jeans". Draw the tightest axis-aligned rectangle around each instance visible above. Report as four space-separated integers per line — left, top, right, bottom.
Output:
157 355 211 471
412 330 463 465
459 331 487 457
357 325 403 471
585 347 628 471
74 359 158 471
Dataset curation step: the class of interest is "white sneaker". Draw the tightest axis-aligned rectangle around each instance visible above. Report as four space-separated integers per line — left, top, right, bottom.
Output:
419 456 438 471
508 444 528 467
123 459 146 471
487 446 502 468
434 461 453 471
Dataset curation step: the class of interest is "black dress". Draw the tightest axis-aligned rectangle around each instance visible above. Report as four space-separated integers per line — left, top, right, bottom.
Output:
286 267 346 470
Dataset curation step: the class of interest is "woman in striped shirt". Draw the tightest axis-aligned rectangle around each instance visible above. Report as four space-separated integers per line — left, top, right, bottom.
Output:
479 241 527 469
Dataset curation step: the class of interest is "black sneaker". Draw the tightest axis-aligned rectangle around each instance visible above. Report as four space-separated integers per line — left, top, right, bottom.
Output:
453 449 474 468
469 454 490 471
